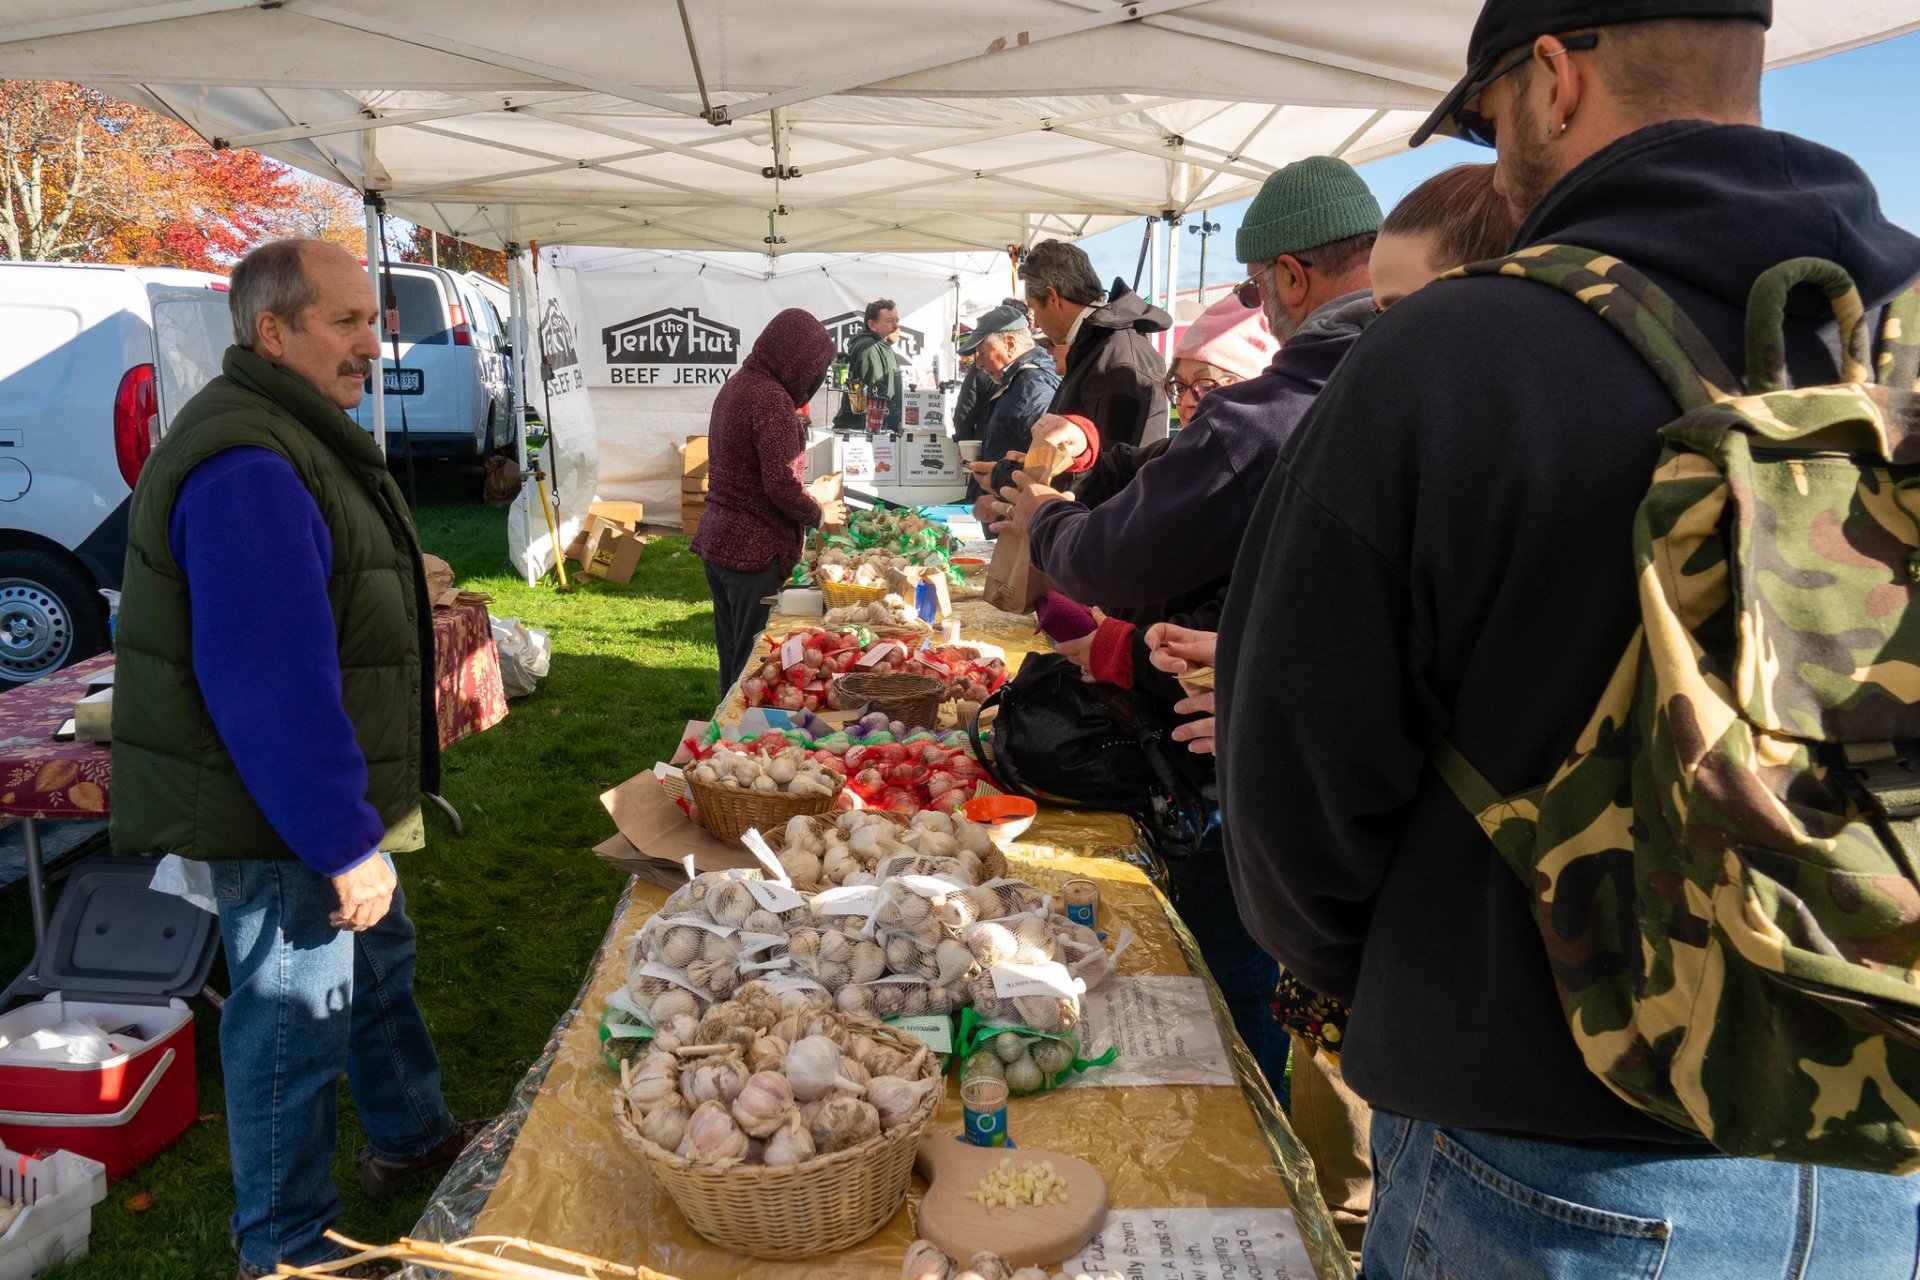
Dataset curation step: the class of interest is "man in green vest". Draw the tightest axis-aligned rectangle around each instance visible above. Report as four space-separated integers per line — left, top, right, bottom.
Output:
832 297 904 431
112 239 476 1279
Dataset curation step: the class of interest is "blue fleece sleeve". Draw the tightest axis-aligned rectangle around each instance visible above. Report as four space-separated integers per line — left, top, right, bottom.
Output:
169 447 385 877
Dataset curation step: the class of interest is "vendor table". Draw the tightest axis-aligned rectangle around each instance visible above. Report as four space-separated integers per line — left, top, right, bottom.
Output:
3 606 507 966
414 599 1352 1280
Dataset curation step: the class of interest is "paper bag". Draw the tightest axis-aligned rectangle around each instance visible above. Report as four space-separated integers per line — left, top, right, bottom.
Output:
982 439 1070 615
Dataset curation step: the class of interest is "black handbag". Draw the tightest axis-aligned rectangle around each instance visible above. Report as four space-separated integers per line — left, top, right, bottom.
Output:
967 653 1209 860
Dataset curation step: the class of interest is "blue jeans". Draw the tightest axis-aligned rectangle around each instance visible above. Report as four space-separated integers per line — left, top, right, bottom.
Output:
212 856 454 1270
1366 1113 1920 1280
1169 814 1289 1101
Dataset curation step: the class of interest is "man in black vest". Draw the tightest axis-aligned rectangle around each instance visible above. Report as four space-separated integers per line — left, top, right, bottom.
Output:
114 239 475 1279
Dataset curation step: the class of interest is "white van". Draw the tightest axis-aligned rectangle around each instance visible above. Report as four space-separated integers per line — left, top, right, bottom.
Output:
0 262 232 685
349 262 513 460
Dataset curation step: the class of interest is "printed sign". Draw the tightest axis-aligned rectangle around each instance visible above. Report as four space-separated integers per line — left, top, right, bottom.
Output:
822 311 927 362
539 297 584 395
601 307 741 387
1060 1207 1314 1280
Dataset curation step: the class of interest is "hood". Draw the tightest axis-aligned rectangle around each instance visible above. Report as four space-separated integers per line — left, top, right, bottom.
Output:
743 308 836 405
1085 277 1172 336
1519 121 1920 315
1292 290 1376 344
1252 290 1372 392
996 345 1056 385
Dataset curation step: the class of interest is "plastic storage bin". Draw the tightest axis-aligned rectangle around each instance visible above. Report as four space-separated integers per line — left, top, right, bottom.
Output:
0 1146 107 1280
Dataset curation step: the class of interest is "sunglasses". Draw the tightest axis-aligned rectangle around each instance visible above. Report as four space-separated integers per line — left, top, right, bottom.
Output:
1450 33 1598 148
1234 277 1261 309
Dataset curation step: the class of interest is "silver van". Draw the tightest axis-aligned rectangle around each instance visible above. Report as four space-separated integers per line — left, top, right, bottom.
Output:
350 262 513 459
0 262 231 683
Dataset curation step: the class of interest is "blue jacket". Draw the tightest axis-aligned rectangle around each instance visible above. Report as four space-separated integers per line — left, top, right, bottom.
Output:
978 347 1061 465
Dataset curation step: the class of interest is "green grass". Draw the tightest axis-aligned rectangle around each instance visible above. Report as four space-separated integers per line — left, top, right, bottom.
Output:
0 471 716 1278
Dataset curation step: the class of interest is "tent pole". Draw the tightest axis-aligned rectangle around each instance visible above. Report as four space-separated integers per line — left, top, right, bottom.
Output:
363 198 387 456
508 243 535 587
1164 210 1181 344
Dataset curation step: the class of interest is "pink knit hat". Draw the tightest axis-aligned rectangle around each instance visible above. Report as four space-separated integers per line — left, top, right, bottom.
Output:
1172 294 1278 382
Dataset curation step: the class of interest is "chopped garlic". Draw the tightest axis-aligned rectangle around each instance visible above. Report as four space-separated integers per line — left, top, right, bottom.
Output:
963 1157 1069 1211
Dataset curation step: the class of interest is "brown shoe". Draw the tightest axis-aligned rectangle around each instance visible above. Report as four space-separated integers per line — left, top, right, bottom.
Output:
356 1117 489 1199
236 1252 396 1278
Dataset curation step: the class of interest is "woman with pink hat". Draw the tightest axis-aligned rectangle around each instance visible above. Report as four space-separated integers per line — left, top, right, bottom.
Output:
1165 291 1280 428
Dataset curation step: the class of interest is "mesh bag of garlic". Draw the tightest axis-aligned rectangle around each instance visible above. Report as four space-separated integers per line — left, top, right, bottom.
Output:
771 809 1004 889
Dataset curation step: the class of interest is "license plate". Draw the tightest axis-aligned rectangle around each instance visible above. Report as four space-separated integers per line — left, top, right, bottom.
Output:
370 368 424 395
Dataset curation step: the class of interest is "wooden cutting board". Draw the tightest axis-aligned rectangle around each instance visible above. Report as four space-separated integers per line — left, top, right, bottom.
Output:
913 1132 1109 1268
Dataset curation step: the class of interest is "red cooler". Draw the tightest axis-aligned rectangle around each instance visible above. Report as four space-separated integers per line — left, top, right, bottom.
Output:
0 857 215 1179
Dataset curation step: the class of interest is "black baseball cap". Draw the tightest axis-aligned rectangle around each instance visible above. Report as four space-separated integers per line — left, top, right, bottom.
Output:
1410 0 1772 146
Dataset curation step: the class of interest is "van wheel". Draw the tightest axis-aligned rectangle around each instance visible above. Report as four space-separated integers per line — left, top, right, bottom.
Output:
0 552 109 685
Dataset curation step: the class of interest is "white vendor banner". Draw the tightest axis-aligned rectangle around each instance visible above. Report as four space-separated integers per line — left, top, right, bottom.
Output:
509 249 601 580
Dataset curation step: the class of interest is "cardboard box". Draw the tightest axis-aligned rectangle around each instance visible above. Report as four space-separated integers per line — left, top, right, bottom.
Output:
681 495 707 538
900 430 961 483
588 500 643 531
581 515 646 584
678 435 710 492
73 688 112 742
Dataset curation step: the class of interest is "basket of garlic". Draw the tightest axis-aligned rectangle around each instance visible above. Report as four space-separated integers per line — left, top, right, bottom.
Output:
612 982 944 1258
686 743 843 847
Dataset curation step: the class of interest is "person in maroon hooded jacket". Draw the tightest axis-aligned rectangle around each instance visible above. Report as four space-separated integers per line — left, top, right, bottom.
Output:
692 308 843 694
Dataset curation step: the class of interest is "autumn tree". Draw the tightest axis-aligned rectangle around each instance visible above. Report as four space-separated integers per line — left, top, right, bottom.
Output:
399 222 507 281
0 80 365 272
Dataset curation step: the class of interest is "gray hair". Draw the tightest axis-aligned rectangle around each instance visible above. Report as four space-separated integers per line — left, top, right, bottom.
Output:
229 238 328 348
995 327 1036 356
1019 240 1105 308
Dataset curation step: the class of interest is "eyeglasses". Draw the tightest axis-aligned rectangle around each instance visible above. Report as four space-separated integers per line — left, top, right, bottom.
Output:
1234 277 1261 309
1450 33 1597 148
1164 374 1226 402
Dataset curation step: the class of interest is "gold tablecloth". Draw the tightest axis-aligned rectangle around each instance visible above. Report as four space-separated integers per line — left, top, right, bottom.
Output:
446 599 1352 1279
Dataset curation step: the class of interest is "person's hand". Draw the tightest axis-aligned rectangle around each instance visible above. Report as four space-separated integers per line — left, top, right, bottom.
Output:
1144 623 1217 678
971 490 1000 526
995 469 1071 536
1028 414 1090 459
1170 688 1217 755
819 498 849 532
331 854 396 932
1052 610 1107 672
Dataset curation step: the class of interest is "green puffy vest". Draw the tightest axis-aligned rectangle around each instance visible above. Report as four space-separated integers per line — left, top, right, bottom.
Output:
110 346 439 861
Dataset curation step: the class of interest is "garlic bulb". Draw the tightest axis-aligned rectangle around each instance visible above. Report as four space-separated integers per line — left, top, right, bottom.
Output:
639 1098 692 1151
902 1239 957 1280
865 1074 939 1129
677 1100 750 1166
746 1033 788 1073
769 1012 803 1044
1004 1054 1046 1096
780 847 824 884
651 1013 699 1054
1031 1037 1077 1076
742 908 785 935
623 1068 680 1113
752 774 781 794
651 988 701 1024
808 1096 881 1153
731 1070 797 1137
784 814 816 846
680 1055 750 1107
969 1255 1014 1280
835 1057 872 1096
708 880 758 928
992 1031 1027 1064
763 1108 817 1166
935 939 975 984
697 1001 759 1045
785 1035 861 1101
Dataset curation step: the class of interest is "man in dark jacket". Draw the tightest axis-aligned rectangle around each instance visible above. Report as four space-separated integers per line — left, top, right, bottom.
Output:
983 156 1382 1090
832 298 902 432
1218 3 1920 1274
113 239 471 1279
1020 239 1170 447
956 301 1061 467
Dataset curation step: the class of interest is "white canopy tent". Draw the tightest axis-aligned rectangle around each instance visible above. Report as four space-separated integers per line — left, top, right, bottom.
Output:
1 0 1910 578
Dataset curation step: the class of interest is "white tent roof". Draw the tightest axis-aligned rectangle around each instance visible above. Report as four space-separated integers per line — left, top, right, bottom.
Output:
0 0 1912 254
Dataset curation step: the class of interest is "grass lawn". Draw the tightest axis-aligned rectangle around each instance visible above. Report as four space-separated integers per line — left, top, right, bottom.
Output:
0 471 716 1278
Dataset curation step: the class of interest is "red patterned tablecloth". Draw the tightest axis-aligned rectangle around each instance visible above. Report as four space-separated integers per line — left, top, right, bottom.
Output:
0 653 114 819
0 606 506 820
433 601 509 751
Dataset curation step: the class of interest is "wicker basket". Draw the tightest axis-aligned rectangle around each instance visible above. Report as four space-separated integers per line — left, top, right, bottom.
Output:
819 579 888 610
832 672 944 729
613 1019 942 1258
687 774 842 847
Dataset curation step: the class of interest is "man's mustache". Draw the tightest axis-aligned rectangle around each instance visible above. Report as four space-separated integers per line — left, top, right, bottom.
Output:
341 359 374 377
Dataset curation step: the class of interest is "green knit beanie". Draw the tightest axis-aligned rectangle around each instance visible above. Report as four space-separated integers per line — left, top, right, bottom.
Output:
1235 156 1383 265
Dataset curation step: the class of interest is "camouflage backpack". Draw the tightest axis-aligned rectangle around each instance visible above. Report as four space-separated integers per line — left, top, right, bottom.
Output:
1434 244 1920 1174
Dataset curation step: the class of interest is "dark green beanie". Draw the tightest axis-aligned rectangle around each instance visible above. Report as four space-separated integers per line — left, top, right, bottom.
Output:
1235 156 1383 265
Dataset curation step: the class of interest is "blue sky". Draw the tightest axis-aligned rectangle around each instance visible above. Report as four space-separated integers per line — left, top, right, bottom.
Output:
1082 29 1920 294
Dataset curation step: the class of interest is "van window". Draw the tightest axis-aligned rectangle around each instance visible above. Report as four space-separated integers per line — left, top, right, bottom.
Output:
151 294 230 428
374 271 449 345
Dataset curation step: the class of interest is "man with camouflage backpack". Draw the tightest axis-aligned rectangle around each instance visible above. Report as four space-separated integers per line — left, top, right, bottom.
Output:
1216 0 1920 1275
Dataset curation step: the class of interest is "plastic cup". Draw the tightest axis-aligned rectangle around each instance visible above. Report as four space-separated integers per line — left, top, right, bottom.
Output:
961 1077 1010 1147
957 440 983 463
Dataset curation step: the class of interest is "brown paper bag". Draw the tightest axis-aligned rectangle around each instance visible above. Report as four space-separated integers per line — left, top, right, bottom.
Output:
982 439 1070 615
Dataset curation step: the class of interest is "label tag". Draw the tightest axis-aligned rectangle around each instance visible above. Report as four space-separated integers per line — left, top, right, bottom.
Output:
743 877 808 912
898 873 969 899
740 829 793 885
761 973 827 996
991 960 1084 1001
780 633 807 670
812 884 882 916
858 641 905 668
660 913 737 937
886 1013 955 1055
637 961 706 992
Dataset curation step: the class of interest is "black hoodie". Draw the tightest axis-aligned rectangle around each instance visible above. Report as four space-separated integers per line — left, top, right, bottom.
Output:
1049 277 1172 448
1216 122 1920 1146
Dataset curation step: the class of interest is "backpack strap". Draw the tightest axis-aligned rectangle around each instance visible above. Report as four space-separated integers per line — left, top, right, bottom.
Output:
1745 257 1872 393
1877 281 1920 435
1447 244 1737 413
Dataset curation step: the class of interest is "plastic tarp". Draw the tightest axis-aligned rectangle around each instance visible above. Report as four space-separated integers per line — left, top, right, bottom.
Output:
0 2 1909 254
509 249 600 578
537 246 1013 520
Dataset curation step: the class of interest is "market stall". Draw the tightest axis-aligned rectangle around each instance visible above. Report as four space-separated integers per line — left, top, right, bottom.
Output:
412 583 1350 1280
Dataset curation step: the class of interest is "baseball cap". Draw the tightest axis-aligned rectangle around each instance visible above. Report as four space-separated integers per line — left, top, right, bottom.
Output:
955 302 1030 354
1410 0 1772 146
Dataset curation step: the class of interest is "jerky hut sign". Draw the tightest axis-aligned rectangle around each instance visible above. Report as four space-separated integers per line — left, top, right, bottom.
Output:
601 307 740 385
